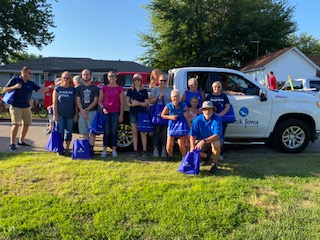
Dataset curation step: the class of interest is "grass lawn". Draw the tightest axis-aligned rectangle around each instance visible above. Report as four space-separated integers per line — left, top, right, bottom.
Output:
0 151 320 239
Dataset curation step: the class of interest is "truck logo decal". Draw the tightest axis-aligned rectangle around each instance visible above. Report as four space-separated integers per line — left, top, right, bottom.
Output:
239 107 249 117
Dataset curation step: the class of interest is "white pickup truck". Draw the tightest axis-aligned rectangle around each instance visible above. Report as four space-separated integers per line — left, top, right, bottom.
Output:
281 77 320 98
168 67 320 153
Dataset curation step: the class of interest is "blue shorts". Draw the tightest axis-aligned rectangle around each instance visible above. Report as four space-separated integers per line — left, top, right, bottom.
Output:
78 110 97 134
129 112 138 124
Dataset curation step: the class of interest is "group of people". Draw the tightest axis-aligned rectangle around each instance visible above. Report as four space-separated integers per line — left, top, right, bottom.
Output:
3 67 233 173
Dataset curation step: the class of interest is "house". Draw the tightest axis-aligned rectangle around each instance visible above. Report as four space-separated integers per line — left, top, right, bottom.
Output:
0 57 153 100
240 46 320 86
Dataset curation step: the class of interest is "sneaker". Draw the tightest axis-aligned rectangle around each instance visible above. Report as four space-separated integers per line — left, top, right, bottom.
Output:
165 156 173 162
9 144 17 151
209 163 218 173
65 149 71 156
57 151 65 156
17 141 31 146
218 155 223 161
142 151 148 158
161 149 167 158
112 151 118 158
153 149 159 157
101 150 107 157
130 151 139 157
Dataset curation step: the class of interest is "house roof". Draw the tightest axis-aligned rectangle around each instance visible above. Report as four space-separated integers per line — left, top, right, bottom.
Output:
0 57 153 73
241 46 320 72
308 55 320 67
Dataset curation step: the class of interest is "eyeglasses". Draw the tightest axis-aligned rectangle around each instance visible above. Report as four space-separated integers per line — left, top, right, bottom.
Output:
133 78 141 81
213 86 221 89
108 75 117 78
189 83 197 86
63 77 70 80
27 72 33 75
159 79 167 82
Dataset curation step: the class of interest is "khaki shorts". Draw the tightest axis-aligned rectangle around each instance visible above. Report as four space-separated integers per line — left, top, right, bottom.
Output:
10 106 32 125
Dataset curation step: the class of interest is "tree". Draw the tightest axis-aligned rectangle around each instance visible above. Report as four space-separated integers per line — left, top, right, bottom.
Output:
0 0 55 64
6 52 43 64
287 32 320 55
139 0 297 70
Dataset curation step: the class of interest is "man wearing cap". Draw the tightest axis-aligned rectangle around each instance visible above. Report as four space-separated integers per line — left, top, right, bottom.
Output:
3 66 54 151
76 69 100 154
189 101 223 173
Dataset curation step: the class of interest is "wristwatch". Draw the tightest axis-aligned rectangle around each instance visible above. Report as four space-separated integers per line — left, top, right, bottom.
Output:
203 139 207 143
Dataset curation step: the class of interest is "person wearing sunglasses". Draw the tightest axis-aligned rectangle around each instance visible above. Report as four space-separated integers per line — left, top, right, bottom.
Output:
149 69 161 89
52 71 78 156
98 70 124 158
149 74 172 158
181 76 205 109
126 73 149 157
3 66 54 152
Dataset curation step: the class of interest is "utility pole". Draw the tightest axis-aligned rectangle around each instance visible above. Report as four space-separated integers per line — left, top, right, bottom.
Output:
251 40 260 60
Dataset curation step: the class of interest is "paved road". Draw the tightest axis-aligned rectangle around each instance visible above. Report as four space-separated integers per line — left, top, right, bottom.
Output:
0 119 319 154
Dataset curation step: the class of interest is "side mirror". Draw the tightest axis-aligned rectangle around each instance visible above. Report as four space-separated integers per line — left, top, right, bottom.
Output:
259 89 267 102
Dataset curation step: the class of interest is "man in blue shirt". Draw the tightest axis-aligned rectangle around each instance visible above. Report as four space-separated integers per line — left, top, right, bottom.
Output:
3 66 54 151
190 101 223 173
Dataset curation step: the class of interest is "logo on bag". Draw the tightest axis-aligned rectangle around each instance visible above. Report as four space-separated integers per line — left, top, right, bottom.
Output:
77 147 85 153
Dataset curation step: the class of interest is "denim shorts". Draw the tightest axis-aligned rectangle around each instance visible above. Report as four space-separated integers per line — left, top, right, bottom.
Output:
129 112 138 124
78 110 97 134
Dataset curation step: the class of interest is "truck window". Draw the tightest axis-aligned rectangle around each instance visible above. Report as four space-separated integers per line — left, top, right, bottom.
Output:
310 81 320 91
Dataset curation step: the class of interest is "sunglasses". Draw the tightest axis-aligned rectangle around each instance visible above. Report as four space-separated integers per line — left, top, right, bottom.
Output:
133 78 141 81
108 75 117 78
27 72 33 75
159 79 167 82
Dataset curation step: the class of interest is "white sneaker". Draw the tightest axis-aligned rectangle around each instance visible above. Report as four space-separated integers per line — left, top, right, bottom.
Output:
101 150 107 157
161 149 167 158
153 149 159 157
218 155 223 161
112 151 118 158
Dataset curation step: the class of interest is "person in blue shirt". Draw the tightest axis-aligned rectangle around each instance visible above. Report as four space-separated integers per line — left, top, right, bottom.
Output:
181 76 205 109
3 66 54 152
190 101 223 173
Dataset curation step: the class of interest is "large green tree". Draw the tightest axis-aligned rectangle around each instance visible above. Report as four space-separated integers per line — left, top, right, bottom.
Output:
0 0 55 64
287 32 320 55
139 0 296 70
7 52 43 64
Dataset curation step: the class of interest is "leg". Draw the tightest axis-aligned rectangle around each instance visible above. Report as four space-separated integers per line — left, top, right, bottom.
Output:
10 124 20 145
178 136 188 158
131 123 138 151
110 112 120 149
140 132 148 152
211 140 222 165
166 135 175 157
65 117 74 151
19 107 32 143
103 113 111 148
152 125 160 151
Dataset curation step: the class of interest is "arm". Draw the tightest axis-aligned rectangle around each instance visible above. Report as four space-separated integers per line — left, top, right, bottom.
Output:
183 106 191 129
161 106 178 121
181 91 187 103
119 91 124 123
200 91 206 102
218 103 230 117
3 83 22 93
37 84 54 93
52 90 58 122
190 135 197 152
126 95 132 107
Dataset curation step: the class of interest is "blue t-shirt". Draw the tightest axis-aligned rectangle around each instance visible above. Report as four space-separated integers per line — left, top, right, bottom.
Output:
184 90 203 109
166 101 187 126
5 76 40 108
206 93 230 113
127 88 148 114
55 86 76 118
190 114 223 141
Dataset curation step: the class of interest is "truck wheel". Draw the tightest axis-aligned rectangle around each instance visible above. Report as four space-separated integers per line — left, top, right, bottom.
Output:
117 123 133 150
274 119 310 153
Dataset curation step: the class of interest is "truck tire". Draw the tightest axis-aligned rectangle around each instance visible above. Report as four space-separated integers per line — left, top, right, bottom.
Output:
117 123 133 151
274 119 310 153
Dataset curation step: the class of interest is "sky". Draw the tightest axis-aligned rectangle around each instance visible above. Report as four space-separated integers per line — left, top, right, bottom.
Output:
27 0 320 63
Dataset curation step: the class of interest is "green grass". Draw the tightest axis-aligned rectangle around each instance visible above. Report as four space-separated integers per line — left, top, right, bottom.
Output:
1 151 320 239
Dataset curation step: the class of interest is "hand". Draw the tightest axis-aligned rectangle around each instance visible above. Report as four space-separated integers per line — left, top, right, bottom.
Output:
15 83 22 89
171 115 178 121
119 115 123 123
131 100 139 107
103 108 108 114
195 139 205 150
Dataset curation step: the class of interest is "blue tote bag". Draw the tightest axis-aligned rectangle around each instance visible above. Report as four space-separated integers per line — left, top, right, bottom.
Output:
138 110 154 132
178 149 201 175
168 116 189 137
2 90 15 105
150 97 168 126
89 111 106 135
220 104 236 123
45 122 64 153
72 139 92 160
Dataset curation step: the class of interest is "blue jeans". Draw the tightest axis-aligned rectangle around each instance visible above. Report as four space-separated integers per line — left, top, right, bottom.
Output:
153 125 167 146
103 112 120 147
58 115 74 142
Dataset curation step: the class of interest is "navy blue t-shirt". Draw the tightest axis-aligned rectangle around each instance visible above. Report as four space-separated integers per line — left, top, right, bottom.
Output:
206 93 230 113
55 86 76 118
126 88 148 114
5 76 40 108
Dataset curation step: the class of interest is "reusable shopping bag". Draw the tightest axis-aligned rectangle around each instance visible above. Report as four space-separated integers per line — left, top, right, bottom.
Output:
89 111 106 135
72 139 92 160
2 90 15 105
45 122 64 153
168 116 189 137
138 111 154 132
150 97 168 125
178 149 201 175
220 104 236 123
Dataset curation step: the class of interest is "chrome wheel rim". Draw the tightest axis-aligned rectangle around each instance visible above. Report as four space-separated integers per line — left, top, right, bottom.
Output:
282 125 305 149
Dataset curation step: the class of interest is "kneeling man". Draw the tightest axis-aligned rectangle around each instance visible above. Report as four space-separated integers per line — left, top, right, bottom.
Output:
190 101 223 173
